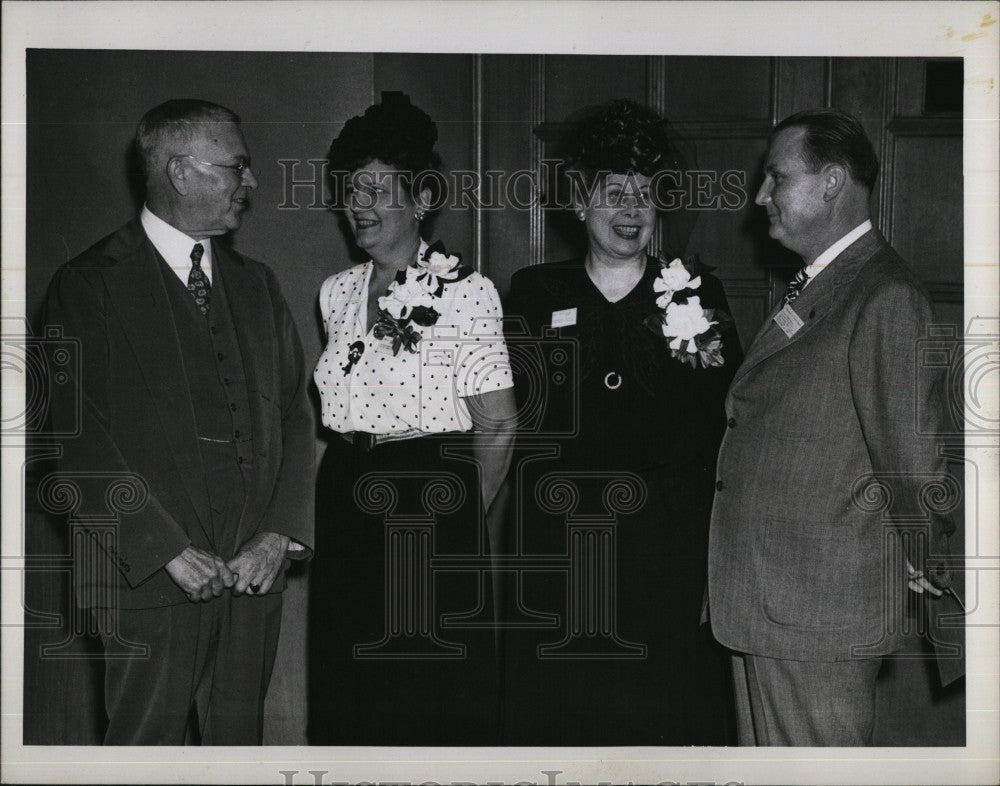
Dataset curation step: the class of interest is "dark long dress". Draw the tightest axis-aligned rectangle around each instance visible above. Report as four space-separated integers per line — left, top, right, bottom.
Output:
308 434 499 745
500 256 742 746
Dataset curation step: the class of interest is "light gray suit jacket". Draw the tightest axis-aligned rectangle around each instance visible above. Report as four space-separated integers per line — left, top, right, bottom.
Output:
708 229 957 662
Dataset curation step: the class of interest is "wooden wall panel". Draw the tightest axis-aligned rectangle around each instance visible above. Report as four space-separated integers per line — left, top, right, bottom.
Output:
890 136 964 283
662 57 772 121
544 55 646 120
774 57 827 120
682 136 770 271
374 54 476 263
831 57 891 225
481 54 539 292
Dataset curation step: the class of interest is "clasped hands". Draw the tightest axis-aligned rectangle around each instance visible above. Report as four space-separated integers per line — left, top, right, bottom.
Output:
164 532 290 603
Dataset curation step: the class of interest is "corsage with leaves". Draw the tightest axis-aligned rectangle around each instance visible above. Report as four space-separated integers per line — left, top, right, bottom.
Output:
644 256 733 369
373 240 473 355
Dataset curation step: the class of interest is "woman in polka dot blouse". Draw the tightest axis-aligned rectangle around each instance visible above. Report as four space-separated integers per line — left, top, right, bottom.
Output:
307 92 516 745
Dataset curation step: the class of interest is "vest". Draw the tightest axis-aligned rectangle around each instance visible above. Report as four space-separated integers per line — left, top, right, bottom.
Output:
158 256 254 555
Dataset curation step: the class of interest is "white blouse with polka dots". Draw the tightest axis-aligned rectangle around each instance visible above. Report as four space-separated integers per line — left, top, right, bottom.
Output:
314 244 514 435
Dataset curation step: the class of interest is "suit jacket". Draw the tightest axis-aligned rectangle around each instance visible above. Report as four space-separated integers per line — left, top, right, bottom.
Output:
708 229 956 662
45 218 315 609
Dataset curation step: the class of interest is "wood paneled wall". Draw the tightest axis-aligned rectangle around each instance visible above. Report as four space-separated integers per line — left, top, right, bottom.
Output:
477 55 963 349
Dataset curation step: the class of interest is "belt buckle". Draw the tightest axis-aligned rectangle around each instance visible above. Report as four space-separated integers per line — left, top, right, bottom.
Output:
355 432 376 453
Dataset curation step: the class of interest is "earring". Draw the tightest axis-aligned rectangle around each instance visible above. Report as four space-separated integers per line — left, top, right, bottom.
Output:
577 211 586 221
414 208 426 221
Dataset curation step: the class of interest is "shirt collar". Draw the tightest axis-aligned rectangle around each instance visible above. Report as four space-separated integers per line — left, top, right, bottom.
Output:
804 220 873 283
140 205 213 282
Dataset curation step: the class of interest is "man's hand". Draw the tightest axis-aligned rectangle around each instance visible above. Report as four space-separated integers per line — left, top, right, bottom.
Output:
907 559 944 597
226 531 290 596
165 545 236 602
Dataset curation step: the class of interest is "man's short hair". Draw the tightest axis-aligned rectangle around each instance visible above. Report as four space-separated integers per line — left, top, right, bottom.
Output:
774 108 879 192
136 99 240 179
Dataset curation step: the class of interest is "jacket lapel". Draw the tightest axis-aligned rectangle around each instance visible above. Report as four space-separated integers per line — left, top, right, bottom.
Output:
102 220 214 543
731 230 886 387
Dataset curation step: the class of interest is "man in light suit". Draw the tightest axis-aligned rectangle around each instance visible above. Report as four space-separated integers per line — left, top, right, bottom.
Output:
45 99 314 744
707 109 956 745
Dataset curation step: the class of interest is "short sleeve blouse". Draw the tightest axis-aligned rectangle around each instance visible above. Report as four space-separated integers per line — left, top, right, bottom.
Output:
314 242 514 435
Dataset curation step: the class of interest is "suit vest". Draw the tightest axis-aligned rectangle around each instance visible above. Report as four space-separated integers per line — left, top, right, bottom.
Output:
158 256 254 554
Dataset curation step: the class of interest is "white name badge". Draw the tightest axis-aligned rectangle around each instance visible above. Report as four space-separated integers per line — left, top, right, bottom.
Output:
773 304 805 338
551 307 577 328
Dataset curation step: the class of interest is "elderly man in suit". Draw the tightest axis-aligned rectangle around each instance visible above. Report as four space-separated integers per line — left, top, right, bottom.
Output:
707 108 956 745
45 99 314 744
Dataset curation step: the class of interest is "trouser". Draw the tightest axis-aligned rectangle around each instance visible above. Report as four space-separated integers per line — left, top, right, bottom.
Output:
731 652 882 746
97 447 281 745
97 591 282 745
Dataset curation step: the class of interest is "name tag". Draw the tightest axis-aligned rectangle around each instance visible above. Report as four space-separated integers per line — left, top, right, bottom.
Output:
374 335 395 354
774 304 805 338
551 307 577 328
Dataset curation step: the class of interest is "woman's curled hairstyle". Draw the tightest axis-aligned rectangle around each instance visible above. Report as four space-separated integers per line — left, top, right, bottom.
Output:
327 91 442 205
564 99 682 184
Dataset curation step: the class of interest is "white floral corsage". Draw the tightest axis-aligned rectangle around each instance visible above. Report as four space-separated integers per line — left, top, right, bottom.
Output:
645 256 733 369
373 241 471 355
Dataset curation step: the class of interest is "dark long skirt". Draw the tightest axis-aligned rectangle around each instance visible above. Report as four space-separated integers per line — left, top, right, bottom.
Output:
499 463 733 746
307 433 499 745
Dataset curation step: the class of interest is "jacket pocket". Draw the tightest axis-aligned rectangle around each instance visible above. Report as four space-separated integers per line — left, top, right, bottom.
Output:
760 516 875 630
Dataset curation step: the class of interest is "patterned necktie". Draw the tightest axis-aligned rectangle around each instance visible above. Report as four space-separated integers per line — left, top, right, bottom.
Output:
782 265 809 307
187 243 211 315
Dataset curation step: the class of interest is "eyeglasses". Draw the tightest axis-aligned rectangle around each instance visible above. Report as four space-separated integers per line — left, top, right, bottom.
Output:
178 154 253 177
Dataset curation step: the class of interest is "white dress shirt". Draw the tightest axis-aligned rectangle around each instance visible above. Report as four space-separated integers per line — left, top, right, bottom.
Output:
314 241 514 435
801 220 873 288
140 205 213 284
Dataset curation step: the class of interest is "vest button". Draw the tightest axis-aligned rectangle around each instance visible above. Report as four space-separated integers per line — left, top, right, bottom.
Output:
728 417 737 428
230 403 238 411
217 352 225 361
234 430 241 438
715 480 725 491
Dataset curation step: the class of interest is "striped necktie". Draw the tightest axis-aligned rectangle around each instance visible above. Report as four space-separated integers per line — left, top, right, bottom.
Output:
187 243 211 315
782 265 809 307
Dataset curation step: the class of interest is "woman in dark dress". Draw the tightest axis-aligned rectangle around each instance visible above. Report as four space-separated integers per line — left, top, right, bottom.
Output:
307 93 517 745
501 100 742 745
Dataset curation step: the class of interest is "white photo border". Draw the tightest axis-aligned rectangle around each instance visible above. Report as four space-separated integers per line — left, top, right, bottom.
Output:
2 1 997 784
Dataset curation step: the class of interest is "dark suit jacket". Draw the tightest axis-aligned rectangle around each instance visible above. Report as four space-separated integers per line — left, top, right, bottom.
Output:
708 229 957 663
45 219 315 609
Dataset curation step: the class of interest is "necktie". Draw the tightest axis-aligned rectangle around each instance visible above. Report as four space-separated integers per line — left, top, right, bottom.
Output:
187 243 211 315
782 265 809 307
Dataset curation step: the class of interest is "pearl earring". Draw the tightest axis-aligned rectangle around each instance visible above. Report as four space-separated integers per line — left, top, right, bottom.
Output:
414 208 426 221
